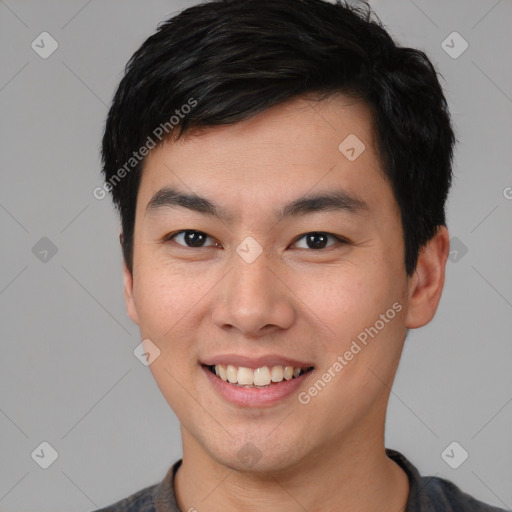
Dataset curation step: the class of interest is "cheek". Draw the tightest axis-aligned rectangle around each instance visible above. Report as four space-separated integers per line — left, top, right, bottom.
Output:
132 260 195 341
293 260 406 361
292 264 385 332
294 265 407 421
133 263 200 412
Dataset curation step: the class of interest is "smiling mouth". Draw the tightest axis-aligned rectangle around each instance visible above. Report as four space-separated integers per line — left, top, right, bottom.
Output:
204 363 314 388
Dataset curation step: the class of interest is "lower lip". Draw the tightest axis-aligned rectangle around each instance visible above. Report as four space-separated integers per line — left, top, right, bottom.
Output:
201 365 314 408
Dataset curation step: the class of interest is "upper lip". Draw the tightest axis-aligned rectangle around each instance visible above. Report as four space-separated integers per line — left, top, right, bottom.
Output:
201 354 314 369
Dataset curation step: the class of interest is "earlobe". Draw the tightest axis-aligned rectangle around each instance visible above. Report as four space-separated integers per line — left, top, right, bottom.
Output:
405 226 450 329
121 234 140 325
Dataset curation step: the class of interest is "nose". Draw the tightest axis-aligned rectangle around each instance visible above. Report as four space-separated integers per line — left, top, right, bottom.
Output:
211 249 296 337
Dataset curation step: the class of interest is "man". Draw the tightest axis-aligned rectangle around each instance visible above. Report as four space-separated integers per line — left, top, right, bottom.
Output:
95 0 507 510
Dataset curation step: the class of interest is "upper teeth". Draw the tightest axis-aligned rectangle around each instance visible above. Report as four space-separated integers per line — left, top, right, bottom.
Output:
213 364 309 387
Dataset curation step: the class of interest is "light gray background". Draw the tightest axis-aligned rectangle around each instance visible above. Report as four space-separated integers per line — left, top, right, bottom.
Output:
1 0 511 510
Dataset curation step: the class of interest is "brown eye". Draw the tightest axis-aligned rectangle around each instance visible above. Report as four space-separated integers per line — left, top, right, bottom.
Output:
293 232 346 250
168 230 218 248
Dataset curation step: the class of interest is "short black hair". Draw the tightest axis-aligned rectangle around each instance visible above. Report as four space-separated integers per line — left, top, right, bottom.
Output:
101 0 455 276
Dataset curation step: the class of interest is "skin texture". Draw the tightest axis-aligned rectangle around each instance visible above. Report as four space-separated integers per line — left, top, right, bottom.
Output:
123 95 449 512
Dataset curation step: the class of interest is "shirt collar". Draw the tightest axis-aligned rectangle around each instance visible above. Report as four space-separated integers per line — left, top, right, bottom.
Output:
152 449 432 512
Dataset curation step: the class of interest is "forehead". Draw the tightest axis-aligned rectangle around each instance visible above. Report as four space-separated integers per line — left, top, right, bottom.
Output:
136 94 393 220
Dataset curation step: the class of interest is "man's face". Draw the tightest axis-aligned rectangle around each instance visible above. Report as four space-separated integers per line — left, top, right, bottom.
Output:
125 95 412 472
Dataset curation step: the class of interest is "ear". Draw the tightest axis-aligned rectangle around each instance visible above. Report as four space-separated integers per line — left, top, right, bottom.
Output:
121 232 140 325
405 225 450 329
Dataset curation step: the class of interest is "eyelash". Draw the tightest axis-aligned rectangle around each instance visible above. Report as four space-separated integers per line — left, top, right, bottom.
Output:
163 230 350 251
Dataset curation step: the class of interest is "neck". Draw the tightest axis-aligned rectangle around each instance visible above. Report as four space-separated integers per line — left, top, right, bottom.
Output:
174 418 409 512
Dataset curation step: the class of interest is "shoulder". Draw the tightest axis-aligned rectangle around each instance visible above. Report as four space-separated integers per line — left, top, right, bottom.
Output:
89 483 158 512
419 475 509 512
89 459 182 512
386 449 508 512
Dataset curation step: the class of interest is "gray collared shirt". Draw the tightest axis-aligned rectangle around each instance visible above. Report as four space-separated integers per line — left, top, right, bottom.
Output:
92 449 509 511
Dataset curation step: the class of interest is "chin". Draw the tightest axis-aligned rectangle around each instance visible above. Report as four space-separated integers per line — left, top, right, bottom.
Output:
205 434 309 475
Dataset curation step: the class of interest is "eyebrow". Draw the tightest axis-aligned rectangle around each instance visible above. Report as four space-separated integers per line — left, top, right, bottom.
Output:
145 186 368 221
